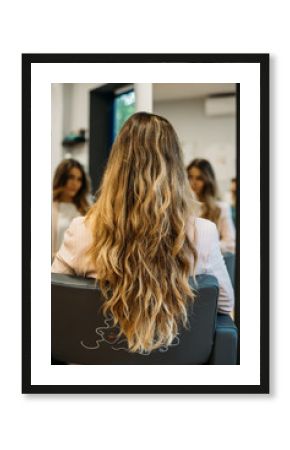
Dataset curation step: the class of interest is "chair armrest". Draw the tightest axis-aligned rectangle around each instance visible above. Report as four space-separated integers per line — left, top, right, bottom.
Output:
208 314 238 365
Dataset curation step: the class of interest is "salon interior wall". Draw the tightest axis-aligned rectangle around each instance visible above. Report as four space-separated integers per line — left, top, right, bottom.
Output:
52 84 234 198
153 98 236 199
51 83 153 183
51 83 102 178
134 83 153 112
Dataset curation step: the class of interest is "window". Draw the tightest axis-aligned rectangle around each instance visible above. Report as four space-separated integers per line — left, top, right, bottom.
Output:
113 89 135 139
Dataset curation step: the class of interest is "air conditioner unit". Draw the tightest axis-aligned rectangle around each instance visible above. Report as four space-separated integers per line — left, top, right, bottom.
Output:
205 94 236 117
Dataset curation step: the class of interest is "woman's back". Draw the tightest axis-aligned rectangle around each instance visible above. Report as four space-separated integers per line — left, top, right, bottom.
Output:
52 112 234 353
52 214 234 315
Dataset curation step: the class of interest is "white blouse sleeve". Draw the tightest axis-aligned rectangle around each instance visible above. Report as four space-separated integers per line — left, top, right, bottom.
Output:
51 219 78 275
203 221 234 314
51 201 58 260
217 202 236 254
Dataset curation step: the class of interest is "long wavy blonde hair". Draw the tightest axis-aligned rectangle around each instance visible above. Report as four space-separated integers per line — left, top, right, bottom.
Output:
86 112 198 353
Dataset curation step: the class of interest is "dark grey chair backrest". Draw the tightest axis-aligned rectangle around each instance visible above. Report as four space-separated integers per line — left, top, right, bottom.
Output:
51 273 219 365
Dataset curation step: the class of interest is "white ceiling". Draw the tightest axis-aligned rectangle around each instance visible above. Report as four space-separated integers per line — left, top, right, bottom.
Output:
153 83 236 102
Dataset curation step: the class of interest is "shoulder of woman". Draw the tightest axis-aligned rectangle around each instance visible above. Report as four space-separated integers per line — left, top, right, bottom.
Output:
52 201 58 211
187 215 218 248
70 215 89 235
66 216 93 255
194 217 218 252
193 218 219 273
216 200 231 216
216 200 230 209
195 217 218 239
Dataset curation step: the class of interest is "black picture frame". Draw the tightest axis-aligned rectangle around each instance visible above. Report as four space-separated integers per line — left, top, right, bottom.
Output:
22 53 269 394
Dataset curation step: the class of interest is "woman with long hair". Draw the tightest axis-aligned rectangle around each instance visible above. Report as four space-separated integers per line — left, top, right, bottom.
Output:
52 113 233 353
187 158 236 254
52 158 91 260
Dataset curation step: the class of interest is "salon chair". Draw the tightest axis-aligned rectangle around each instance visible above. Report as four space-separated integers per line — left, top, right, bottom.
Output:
51 273 238 365
223 252 235 287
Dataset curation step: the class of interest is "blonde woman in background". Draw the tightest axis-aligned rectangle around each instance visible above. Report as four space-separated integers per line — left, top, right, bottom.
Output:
187 158 236 254
52 158 91 260
52 113 233 354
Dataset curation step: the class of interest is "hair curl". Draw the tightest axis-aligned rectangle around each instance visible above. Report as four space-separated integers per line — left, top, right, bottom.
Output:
86 112 198 353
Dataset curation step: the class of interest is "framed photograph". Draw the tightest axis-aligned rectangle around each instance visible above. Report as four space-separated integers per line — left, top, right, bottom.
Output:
22 53 269 394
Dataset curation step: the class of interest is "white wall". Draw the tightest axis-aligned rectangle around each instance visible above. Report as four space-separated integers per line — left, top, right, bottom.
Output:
154 97 236 198
51 83 103 176
134 83 153 112
51 83 64 177
52 83 153 177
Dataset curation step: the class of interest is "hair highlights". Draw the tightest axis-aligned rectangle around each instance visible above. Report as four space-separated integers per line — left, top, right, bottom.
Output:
86 112 198 353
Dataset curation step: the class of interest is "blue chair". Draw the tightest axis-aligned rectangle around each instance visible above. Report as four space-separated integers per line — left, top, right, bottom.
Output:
51 273 238 365
223 252 235 287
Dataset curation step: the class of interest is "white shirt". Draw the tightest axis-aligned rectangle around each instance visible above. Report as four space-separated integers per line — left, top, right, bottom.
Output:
51 201 81 259
216 201 236 254
193 217 234 314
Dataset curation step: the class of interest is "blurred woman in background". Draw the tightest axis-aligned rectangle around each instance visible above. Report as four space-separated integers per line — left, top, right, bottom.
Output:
187 158 235 254
229 177 237 226
52 158 91 260
52 113 233 353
